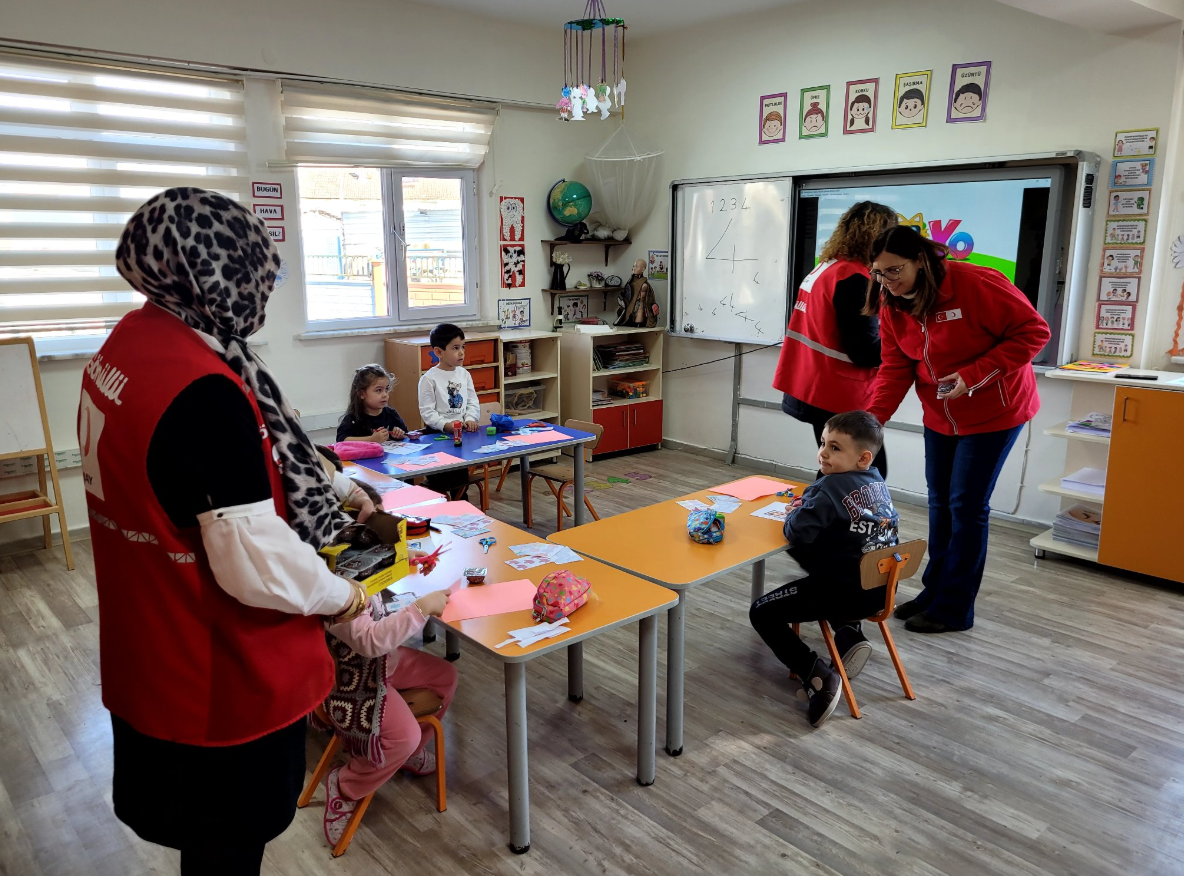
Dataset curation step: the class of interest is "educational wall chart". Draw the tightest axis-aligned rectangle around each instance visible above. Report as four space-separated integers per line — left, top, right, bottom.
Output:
499 196 525 242
500 243 526 288
1100 247 1144 275
946 61 990 123
1107 188 1152 217
843 79 878 134
648 249 668 280
1114 128 1157 157
1092 331 1134 358
759 92 787 145
799 85 830 139
499 196 526 289
498 297 530 328
1096 302 1135 331
1112 159 1153 188
1105 219 1147 245
1099 276 1139 302
893 70 931 129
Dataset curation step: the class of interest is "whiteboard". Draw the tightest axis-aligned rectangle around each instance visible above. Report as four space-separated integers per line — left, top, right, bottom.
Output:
670 176 793 344
0 340 47 457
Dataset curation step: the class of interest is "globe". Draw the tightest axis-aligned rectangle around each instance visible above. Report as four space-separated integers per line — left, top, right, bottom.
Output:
548 179 592 227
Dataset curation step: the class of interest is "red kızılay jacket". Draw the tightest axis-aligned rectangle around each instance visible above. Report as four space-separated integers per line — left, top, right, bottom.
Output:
867 261 1051 436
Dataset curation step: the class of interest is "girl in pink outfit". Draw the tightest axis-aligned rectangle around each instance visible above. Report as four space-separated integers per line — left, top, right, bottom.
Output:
321 582 456 846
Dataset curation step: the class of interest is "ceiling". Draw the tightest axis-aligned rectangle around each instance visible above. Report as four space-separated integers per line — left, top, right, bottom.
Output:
410 0 1184 35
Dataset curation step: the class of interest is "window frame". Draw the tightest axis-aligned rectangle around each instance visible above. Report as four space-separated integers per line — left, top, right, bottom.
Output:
296 166 478 332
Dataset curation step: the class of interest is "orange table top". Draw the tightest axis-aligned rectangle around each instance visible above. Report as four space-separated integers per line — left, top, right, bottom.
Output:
548 478 807 589
394 516 677 663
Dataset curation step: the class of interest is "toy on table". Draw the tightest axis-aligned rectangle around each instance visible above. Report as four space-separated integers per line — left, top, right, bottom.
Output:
464 567 488 585
433 434 451 441
479 536 497 554
775 487 795 498
489 413 515 432
405 430 423 441
452 420 463 447
486 425 497 436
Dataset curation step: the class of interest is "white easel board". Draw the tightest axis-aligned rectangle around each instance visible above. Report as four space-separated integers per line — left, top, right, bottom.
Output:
0 340 48 458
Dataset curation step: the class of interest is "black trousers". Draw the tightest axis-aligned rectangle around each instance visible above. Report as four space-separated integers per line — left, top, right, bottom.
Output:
782 395 888 481
111 714 307 876
749 577 886 677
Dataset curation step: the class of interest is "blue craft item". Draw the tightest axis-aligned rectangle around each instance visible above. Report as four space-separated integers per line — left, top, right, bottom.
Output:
687 508 725 545
490 413 515 432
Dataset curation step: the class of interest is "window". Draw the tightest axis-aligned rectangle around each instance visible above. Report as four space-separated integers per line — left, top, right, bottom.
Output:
0 53 248 352
281 83 494 329
296 167 477 327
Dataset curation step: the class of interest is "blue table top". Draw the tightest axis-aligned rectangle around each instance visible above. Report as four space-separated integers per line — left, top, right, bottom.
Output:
353 419 595 478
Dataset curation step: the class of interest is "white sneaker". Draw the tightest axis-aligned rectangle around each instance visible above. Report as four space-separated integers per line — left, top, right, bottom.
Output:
400 745 437 776
323 766 358 847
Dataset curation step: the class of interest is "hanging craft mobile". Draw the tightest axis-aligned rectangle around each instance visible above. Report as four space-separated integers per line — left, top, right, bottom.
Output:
558 1 626 122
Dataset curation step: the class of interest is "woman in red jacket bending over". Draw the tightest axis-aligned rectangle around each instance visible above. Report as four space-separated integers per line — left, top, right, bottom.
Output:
866 226 1050 634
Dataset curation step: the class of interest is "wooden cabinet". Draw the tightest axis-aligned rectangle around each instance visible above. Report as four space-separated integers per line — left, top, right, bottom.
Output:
629 399 664 448
1097 386 1184 581
593 407 630 454
591 399 663 454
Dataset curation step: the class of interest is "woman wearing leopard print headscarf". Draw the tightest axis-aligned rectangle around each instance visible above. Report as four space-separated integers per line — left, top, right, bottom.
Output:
79 188 368 875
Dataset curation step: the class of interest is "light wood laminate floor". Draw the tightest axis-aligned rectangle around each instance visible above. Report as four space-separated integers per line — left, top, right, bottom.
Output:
2 448 1182 875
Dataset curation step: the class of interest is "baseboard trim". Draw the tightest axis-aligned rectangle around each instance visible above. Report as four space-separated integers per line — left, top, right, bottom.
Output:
0 525 91 559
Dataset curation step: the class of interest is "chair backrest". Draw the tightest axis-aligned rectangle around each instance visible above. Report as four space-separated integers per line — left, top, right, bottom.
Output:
859 540 926 610
479 402 502 426
562 418 603 462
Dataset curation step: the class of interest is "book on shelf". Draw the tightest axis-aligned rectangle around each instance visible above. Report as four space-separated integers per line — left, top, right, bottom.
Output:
595 342 648 372
1052 504 1102 548
591 389 613 408
1065 411 1112 436
1061 467 1106 496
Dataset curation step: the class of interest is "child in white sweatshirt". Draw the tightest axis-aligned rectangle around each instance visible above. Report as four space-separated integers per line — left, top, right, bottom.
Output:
417 323 479 498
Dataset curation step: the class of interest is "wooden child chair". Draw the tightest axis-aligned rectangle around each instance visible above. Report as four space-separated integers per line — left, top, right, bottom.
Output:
524 419 603 532
794 539 924 719
299 688 447 857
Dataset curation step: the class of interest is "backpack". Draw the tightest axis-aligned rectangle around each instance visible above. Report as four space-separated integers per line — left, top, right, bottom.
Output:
532 570 591 622
687 508 725 544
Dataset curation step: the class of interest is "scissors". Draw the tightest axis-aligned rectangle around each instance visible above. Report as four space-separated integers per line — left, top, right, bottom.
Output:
409 543 450 572
479 536 497 554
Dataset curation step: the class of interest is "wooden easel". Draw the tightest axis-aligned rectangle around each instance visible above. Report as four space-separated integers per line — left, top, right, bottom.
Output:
0 337 74 570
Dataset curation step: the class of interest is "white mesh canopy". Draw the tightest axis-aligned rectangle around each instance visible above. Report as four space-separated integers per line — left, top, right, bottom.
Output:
584 125 663 234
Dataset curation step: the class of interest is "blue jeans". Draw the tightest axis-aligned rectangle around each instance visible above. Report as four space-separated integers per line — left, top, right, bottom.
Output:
916 425 1023 629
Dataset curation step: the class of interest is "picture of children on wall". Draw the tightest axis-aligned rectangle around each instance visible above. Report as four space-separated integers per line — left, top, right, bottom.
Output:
1111 159 1153 188
843 79 878 134
1113 129 1158 158
799 85 830 139
946 61 991 123
759 92 787 145
893 70 931 129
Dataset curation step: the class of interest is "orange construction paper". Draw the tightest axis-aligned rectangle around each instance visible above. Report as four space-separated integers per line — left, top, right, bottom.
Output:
382 485 446 510
440 579 537 623
708 475 793 503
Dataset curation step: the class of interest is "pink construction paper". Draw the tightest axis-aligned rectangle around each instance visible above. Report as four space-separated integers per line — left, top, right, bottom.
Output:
440 579 537 623
708 476 793 503
503 430 562 446
382 485 446 510
397 499 485 518
394 451 467 471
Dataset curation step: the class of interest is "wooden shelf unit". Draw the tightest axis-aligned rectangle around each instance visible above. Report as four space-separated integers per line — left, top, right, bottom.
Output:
385 330 562 430
560 326 665 457
543 238 631 267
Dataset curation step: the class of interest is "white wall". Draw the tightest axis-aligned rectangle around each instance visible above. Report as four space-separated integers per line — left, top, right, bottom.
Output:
0 0 605 546
626 0 1182 522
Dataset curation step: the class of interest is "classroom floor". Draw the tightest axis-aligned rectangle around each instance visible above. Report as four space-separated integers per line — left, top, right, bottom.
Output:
2 447 1181 876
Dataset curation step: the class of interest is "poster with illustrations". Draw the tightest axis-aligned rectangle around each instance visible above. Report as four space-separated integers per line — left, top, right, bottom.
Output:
759 92 787 145
842 79 878 134
500 243 526 288
946 61 991 123
1096 302 1135 331
648 249 669 280
1107 188 1151 217
1113 128 1157 157
1099 276 1139 302
799 85 830 139
1111 159 1153 188
556 293 589 321
1092 331 1134 358
499 196 525 242
1104 219 1147 245
892 70 931 129
1100 246 1144 275
498 297 531 329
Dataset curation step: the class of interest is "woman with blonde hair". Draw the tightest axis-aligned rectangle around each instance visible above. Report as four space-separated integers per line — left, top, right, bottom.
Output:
773 200 896 478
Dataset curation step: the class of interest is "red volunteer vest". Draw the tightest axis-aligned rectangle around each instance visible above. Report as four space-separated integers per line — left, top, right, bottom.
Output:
79 305 332 746
773 259 877 413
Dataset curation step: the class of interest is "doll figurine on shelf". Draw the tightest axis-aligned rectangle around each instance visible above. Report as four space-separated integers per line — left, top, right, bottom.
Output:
615 258 659 328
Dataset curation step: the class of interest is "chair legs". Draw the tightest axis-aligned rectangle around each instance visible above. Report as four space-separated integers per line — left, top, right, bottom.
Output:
819 621 861 719
495 460 512 492
877 620 916 700
785 620 915 716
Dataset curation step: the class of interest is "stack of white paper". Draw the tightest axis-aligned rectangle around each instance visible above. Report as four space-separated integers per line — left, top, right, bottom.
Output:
1052 504 1102 548
495 617 571 648
507 542 584 565
1061 467 1106 496
706 495 742 514
1065 412 1112 437
382 442 431 456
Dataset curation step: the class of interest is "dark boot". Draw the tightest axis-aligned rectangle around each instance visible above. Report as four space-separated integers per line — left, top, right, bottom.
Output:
893 598 926 620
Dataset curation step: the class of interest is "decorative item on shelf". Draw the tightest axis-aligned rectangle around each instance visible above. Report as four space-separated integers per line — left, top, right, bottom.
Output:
588 270 606 287
573 281 590 289
507 340 532 374
615 258 659 328
559 2 625 123
498 297 531 329
608 377 648 399
550 251 572 291
505 383 543 414
548 179 593 229
585 126 663 242
584 215 629 242
558 293 590 321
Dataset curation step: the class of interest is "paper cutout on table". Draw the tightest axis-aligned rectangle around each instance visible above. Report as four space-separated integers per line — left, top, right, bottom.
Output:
750 501 791 522
496 617 571 649
706 495 742 514
508 543 583 564
677 499 711 511
607 476 630 484
440 579 537 623
432 512 489 527
709 476 792 502
382 442 431 457
400 500 485 519
505 554 553 571
453 523 493 539
502 431 563 446
473 442 515 454
382 485 446 510
393 452 466 471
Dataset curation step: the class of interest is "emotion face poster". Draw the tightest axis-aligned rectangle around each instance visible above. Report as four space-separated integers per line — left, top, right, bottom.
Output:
799 85 830 139
758 92 787 145
843 79 878 134
946 61 990 123
892 71 931 129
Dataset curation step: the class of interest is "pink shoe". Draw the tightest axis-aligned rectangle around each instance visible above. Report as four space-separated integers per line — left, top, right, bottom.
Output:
322 766 358 847
400 746 437 776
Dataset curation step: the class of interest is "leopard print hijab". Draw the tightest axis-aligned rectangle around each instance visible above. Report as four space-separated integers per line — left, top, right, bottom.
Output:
116 187 351 549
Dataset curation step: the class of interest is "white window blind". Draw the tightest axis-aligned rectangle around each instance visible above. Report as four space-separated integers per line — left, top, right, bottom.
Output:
0 53 248 342
279 82 495 169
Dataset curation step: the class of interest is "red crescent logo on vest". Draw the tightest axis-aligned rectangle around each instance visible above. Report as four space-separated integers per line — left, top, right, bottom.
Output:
82 407 92 456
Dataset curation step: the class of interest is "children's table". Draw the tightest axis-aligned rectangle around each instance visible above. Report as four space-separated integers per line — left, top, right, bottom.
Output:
547 477 806 756
394 515 677 854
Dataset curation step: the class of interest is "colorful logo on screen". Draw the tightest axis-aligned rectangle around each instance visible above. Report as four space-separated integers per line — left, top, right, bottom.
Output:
896 213 974 260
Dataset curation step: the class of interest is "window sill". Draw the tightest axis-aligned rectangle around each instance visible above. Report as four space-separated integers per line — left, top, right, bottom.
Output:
35 337 267 363
295 319 492 342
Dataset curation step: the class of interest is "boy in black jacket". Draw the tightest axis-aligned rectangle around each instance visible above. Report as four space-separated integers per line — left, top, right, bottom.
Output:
749 411 899 728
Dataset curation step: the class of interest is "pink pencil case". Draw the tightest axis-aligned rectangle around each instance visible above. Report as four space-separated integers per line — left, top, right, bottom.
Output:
331 441 384 460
